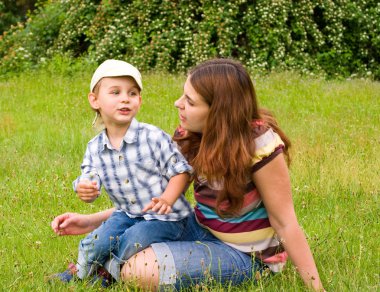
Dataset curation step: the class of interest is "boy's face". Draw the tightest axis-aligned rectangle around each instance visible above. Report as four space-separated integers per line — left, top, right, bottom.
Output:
89 76 142 129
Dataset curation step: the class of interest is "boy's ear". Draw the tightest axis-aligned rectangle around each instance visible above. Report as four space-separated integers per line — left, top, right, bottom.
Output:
138 95 142 106
88 92 99 110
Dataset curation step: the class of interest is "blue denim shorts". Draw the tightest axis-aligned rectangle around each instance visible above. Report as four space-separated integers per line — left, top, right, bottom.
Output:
97 211 188 281
151 213 267 289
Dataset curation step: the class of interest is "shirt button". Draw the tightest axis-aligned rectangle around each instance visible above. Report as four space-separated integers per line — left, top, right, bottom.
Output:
119 155 124 161
125 179 129 184
130 197 136 204
171 156 177 163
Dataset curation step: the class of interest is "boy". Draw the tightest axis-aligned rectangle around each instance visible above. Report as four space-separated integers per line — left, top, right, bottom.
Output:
53 60 192 284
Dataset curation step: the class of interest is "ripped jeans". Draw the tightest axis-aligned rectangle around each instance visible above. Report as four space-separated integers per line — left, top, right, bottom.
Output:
76 210 188 280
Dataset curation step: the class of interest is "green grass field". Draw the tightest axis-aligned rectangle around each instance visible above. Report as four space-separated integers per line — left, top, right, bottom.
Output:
0 69 379 291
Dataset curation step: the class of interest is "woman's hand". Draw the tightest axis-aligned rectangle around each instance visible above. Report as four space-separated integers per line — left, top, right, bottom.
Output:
51 212 96 235
51 208 115 236
253 153 324 291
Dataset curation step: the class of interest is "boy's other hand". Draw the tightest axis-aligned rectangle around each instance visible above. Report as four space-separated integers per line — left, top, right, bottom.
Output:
142 197 172 215
76 180 100 203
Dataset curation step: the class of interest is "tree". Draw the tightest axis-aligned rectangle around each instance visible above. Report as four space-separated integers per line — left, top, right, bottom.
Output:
0 0 38 34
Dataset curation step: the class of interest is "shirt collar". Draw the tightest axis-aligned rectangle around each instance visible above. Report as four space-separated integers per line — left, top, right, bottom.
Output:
99 118 139 152
124 118 139 144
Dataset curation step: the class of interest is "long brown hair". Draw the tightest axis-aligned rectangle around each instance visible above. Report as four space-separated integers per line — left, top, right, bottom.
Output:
175 58 290 216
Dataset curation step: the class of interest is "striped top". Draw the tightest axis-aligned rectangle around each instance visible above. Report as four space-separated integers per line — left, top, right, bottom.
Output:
191 121 287 272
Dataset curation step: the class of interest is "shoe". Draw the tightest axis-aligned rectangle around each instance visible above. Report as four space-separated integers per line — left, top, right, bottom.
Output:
90 267 115 288
50 262 77 283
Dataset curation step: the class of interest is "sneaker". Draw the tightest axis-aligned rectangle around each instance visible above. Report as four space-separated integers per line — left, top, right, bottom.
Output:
50 262 78 283
91 267 115 288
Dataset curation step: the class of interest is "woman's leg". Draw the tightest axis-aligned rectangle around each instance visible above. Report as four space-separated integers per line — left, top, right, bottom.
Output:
106 217 187 281
120 241 264 291
119 214 266 290
119 214 203 290
120 247 160 291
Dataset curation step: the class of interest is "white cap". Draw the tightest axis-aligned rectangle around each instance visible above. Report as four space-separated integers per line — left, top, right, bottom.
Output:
90 59 143 92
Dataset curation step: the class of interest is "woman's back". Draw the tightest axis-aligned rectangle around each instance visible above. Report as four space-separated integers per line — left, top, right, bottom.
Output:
192 121 288 272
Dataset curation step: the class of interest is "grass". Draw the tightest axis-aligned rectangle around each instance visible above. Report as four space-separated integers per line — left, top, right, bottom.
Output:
0 68 379 291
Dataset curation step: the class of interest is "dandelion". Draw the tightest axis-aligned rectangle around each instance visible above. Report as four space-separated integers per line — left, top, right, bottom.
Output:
255 270 261 280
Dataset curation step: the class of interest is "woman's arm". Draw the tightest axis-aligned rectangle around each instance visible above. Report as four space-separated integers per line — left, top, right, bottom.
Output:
253 154 324 291
51 208 115 236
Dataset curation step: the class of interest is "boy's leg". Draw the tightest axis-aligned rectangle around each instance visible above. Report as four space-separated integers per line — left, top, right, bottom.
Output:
105 217 188 281
76 211 136 279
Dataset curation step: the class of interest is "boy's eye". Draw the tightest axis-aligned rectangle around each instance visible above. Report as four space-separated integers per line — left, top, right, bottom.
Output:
112 90 119 95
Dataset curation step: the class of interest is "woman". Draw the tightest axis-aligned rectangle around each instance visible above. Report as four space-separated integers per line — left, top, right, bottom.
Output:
52 58 324 291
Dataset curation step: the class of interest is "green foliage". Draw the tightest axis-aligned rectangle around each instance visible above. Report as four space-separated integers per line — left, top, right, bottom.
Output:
0 0 38 34
0 0 379 79
0 0 66 74
48 0 98 57
0 1 20 34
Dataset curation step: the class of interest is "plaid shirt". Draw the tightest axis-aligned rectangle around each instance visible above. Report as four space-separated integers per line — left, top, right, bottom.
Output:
73 118 193 221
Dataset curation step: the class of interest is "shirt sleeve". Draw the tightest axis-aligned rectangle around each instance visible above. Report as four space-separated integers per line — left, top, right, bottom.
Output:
72 146 102 192
156 130 193 179
251 128 285 172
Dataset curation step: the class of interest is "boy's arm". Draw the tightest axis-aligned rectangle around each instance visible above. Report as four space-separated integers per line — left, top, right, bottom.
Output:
160 172 190 206
143 172 190 215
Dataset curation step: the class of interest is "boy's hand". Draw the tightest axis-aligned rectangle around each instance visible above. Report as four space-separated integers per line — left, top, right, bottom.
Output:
76 179 100 203
143 197 172 215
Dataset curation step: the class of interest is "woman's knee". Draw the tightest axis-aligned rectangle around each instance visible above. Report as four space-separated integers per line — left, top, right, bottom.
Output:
120 247 160 290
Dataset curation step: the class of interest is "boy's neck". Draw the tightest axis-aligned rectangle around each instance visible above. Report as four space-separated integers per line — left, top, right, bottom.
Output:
105 125 129 150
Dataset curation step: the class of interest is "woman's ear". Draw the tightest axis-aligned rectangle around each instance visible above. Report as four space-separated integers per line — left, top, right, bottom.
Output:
88 92 99 110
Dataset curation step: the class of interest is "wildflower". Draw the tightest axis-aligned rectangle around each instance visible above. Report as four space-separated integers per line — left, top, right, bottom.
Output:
35 241 42 249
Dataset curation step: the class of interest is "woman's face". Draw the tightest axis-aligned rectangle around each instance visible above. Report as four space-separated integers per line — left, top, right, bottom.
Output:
174 76 210 133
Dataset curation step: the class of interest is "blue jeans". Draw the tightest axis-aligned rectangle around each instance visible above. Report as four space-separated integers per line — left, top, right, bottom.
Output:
76 210 188 279
151 213 269 290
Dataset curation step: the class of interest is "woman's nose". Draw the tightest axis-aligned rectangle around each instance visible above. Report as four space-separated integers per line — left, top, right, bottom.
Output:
174 96 184 108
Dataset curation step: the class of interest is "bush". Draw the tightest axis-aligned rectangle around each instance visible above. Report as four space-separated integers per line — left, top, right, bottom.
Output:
0 0 66 74
0 0 37 34
0 0 379 79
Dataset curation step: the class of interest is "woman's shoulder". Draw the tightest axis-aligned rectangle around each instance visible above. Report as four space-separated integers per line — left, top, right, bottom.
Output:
251 120 285 167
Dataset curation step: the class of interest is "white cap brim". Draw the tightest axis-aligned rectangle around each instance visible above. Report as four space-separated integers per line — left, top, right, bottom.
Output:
90 59 143 92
